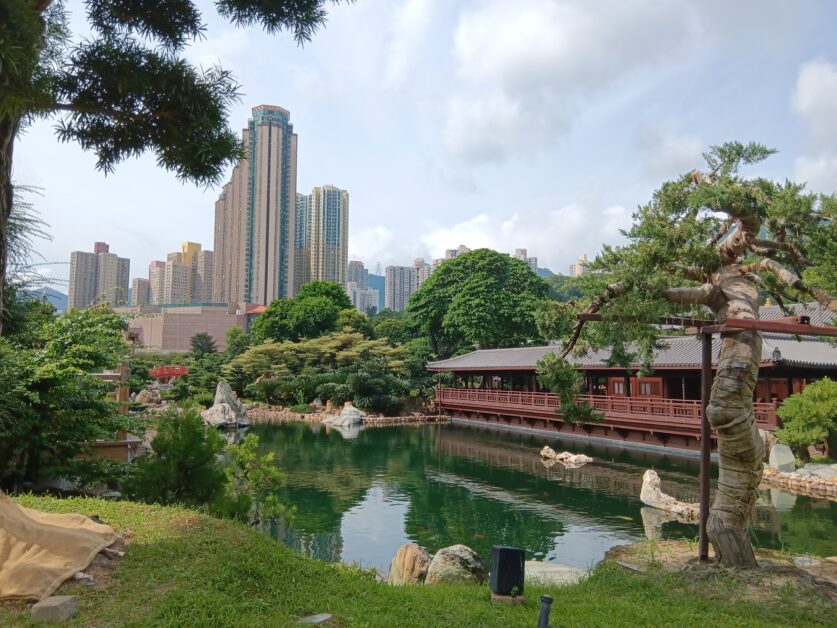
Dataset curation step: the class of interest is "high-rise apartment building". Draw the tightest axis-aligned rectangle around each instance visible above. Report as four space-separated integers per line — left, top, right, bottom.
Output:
193 250 214 302
295 184 349 291
148 261 166 304
131 278 151 306
163 258 191 304
385 265 417 312
514 248 538 272
347 260 369 290
68 251 98 309
413 258 432 288
156 243 214 304
213 105 298 305
346 281 379 314
68 243 130 308
569 253 589 277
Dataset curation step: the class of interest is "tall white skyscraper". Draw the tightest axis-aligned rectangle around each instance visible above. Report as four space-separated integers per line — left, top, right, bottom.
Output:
295 184 349 291
385 265 417 312
514 248 538 272
569 253 589 277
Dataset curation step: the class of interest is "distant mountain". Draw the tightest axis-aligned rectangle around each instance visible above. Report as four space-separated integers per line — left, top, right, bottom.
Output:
27 287 68 311
368 274 386 312
536 267 555 279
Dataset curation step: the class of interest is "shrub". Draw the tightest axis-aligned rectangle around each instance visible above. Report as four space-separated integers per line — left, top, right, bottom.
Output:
777 377 837 462
123 409 226 507
193 391 215 409
289 404 310 414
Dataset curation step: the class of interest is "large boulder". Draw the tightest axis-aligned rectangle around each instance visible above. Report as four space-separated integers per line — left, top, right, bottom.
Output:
387 543 431 585
540 446 593 469
425 545 486 585
201 381 248 428
640 469 699 522
767 443 796 473
323 401 365 427
135 388 162 405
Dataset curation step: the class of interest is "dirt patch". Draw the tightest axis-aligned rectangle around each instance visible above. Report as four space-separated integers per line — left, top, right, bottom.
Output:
605 541 837 604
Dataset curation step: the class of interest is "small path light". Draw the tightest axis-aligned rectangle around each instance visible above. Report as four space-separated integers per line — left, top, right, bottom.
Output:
538 595 553 628
489 545 525 604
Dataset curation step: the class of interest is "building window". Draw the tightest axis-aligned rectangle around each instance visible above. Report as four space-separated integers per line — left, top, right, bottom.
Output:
613 381 625 395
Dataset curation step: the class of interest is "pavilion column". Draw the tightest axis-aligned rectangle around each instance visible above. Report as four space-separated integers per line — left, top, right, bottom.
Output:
624 373 632 397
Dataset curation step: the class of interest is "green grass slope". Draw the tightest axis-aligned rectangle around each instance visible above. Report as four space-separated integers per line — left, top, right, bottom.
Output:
1 495 832 627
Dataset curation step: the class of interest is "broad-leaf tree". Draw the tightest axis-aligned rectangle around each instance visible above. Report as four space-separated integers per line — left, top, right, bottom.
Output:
548 143 836 567
408 248 549 357
0 0 344 334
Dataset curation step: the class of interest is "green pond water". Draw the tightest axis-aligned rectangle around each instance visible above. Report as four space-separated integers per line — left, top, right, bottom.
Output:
251 422 836 572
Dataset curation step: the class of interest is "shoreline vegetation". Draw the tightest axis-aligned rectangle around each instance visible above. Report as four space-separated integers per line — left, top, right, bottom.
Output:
1 495 834 627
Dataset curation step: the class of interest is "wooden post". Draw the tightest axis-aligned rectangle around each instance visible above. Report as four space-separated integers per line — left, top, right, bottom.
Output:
699 331 712 562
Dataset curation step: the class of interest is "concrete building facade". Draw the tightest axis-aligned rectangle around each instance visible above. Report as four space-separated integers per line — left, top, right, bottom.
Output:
295 184 349 291
121 304 247 352
163 258 191 304
68 251 98 309
193 250 214 302
569 253 589 277
385 265 417 312
148 261 166 305
131 278 151 306
213 105 298 305
347 281 379 314
514 248 538 272
347 260 369 290
413 258 432 288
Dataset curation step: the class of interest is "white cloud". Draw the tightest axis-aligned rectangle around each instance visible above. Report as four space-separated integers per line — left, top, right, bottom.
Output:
794 154 837 194
444 0 692 163
420 205 632 272
638 129 704 179
792 58 837 146
384 0 435 86
187 28 251 72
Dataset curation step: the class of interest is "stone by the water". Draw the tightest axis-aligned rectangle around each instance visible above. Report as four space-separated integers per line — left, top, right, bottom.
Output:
425 544 486 585
387 543 431 585
767 443 796 473
30 596 79 623
323 401 365 428
640 469 699 522
201 381 248 428
524 561 588 585
793 556 821 569
539 446 593 468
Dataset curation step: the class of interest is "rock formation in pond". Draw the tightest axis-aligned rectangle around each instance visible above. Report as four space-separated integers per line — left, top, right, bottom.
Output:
323 401 365 427
387 543 431 585
639 469 699 522
767 442 796 473
539 446 593 468
135 388 162 405
201 381 249 429
424 544 486 585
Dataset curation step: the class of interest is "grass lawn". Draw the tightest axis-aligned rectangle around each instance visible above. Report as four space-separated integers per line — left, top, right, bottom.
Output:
1 495 833 627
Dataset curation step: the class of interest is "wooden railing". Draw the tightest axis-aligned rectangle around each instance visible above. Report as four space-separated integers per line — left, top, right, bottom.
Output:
435 387 779 430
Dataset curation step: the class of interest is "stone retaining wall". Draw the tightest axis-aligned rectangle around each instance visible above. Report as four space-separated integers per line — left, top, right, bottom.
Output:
760 467 837 500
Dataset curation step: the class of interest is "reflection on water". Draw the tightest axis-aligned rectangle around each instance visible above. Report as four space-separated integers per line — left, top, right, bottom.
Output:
250 422 837 571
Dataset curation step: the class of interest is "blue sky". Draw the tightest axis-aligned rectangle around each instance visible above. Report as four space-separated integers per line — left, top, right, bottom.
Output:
13 0 837 287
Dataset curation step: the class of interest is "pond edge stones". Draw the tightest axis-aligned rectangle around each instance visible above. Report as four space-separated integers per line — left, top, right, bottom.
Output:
387 543 431 585
424 544 487 585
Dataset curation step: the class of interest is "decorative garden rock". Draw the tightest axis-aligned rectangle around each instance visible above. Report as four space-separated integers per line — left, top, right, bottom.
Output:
425 544 486 585
540 446 593 469
201 381 248 428
135 388 161 405
767 443 796 473
640 469 699 522
387 543 431 585
323 402 365 427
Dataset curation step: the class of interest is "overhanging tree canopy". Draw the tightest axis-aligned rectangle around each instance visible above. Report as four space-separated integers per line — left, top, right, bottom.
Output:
0 0 345 334
546 142 836 567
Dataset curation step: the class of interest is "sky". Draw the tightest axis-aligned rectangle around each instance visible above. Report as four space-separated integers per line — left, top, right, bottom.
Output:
13 0 837 289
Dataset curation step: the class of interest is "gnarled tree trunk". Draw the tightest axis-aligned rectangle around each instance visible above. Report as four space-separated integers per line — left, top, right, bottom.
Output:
705 266 764 567
0 115 17 336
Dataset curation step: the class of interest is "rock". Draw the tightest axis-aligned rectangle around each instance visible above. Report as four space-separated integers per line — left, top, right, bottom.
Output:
425 545 486 585
201 381 248 428
758 429 778 461
798 463 837 481
540 446 593 469
524 561 587 585
30 596 80 623
323 401 365 427
825 556 837 564
640 469 699 522
769 489 797 511
388 543 431 585
767 443 796 473
135 388 161 405
298 614 333 624
793 556 821 569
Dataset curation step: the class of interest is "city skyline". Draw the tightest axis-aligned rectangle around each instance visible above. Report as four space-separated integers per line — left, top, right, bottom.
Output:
19 2 836 291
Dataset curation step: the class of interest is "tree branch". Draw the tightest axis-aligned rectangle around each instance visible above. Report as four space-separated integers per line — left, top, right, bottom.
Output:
561 281 631 358
707 218 733 247
663 284 718 306
672 263 706 282
750 239 811 267
741 258 837 312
